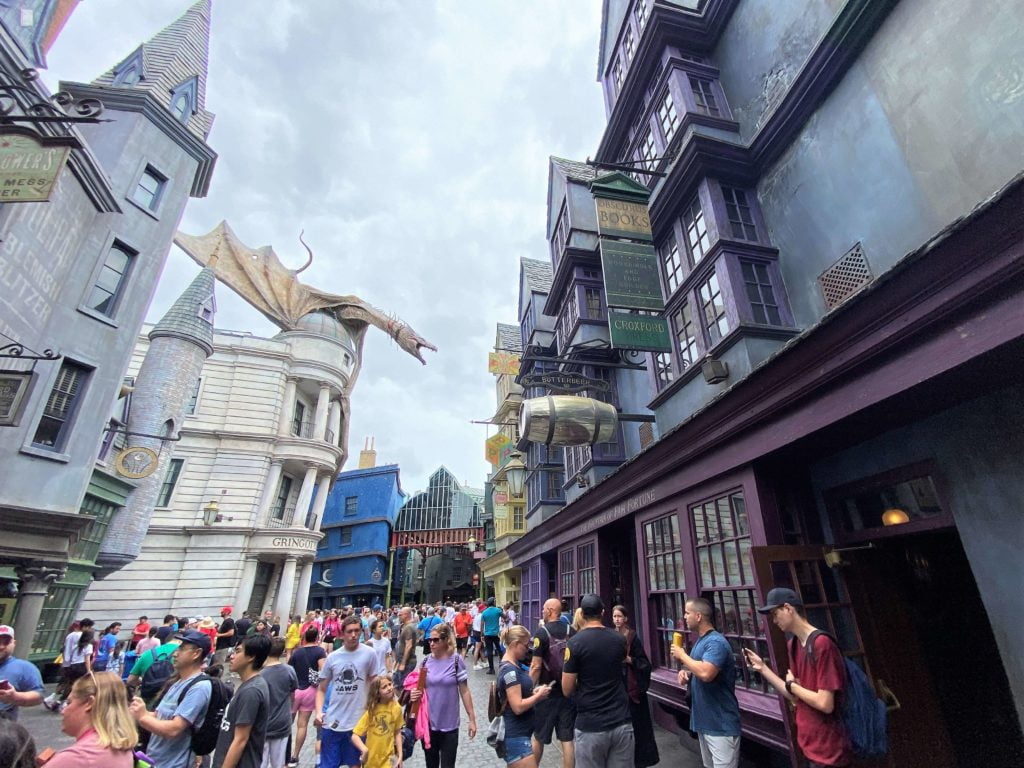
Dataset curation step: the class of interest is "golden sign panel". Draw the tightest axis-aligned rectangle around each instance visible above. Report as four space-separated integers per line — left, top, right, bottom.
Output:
114 446 160 479
488 352 521 375
595 197 652 240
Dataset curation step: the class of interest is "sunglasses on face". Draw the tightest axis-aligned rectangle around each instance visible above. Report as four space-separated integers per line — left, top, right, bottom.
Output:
428 637 443 643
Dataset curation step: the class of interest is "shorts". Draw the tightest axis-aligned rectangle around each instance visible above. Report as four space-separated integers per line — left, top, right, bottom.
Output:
533 694 576 744
292 685 317 713
321 728 361 768
456 636 467 652
261 735 288 768
504 735 533 764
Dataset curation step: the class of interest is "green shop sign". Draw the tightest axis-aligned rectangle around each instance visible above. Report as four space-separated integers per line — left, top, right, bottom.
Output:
608 311 672 352
600 239 665 311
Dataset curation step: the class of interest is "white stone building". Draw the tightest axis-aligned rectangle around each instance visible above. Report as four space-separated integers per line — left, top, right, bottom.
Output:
80 309 356 625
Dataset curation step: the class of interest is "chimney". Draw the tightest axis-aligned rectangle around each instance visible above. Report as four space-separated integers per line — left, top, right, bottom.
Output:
357 437 377 469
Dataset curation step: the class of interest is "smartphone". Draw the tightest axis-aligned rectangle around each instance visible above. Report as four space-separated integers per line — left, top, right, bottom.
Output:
0 679 11 690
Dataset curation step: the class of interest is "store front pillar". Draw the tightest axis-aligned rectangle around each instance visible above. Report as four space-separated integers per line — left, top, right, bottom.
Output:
13 565 63 659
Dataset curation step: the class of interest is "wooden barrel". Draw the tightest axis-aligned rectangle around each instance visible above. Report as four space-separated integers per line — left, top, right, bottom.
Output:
518 395 618 446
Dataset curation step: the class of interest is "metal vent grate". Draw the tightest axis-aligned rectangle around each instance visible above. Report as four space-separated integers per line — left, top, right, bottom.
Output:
819 243 872 310
639 422 654 449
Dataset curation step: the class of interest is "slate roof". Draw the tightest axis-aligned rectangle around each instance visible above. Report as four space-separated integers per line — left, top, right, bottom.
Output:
93 0 215 140
496 323 522 353
550 155 598 183
521 258 553 294
149 268 215 354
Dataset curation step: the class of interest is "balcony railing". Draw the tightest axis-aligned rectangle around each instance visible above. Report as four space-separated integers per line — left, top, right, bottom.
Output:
291 419 335 444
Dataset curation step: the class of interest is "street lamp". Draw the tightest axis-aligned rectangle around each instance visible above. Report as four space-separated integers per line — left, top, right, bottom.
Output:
503 450 527 498
202 499 221 526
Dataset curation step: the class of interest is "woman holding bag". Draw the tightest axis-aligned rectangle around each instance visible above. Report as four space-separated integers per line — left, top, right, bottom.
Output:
612 604 660 767
408 622 476 768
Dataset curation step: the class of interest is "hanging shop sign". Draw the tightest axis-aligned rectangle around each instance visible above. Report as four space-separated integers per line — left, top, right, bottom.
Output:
599 239 665 311
0 133 70 202
519 395 618 446
608 310 672 352
488 352 521 375
114 446 160 479
0 372 32 425
485 432 512 465
520 370 610 394
595 197 653 241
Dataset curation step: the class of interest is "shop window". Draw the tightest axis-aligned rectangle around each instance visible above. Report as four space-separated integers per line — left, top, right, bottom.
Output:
672 302 699 369
658 90 679 144
722 186 758 241
643 513 687 670
660 235 684 295
558 547 575 611
681 195 710 266
689 75 721 117
85 242 134 317
512 505 525 531
827 464 950 542
32 361 89 450
577 543 596 596
654 351 674 388
73 495 118 563
741 261 782 325
185 377 202 415
132 165 166 211
584 287 604 319
691 491 769 691
34 583 81 657
156 458 184 508
698 272 730 345
545 469 564 500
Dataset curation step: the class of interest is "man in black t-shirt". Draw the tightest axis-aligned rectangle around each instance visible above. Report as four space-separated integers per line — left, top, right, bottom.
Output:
562 594 633 768
155 614 177 644
234 612 252 643
213 634 270 768
530 597 576 768
215 607 235 666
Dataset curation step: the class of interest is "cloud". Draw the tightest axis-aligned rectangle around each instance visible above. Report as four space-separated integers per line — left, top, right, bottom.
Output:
43 0 606 494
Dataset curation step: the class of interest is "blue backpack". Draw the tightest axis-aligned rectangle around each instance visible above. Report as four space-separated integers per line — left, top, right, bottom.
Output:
793 630 888 759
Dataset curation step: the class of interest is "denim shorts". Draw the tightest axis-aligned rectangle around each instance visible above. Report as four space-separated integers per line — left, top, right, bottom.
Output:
504 735 533 764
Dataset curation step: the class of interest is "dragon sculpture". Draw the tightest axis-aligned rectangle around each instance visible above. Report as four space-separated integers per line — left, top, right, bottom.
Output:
173 221 437 364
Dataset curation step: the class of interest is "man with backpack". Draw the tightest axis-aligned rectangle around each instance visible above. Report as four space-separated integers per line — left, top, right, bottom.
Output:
746 588 854 767
130 630 216 768
127 634 182 706
529 597 576 768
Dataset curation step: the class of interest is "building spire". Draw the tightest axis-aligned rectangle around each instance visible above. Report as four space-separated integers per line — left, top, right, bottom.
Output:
150 267 216 355
92 0 215 139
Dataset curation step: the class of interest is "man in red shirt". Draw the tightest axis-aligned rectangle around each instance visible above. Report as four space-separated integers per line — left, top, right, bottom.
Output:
745 588 852 767
453 604 472 657
130 616 151 650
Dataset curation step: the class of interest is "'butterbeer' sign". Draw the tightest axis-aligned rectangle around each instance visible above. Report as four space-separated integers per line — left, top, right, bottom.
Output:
595 197 653 241
0 134 70 203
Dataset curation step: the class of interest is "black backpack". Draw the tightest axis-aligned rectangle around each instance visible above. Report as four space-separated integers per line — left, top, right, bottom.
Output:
139 647 176 702
176 674 233 756
538 624 572 685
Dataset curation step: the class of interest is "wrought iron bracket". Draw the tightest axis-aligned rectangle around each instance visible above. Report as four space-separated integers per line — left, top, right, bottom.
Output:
586 153 673 178
0 335 58 361
519 340 648 377
0 68 107 139
102 425 183 443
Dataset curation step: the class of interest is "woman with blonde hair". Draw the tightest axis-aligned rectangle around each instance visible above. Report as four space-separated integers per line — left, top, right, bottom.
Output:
571 607 585 632
48 671 136 766
497 625 552 767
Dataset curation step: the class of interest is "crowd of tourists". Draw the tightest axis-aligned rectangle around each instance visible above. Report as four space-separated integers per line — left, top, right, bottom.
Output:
0 586 859 768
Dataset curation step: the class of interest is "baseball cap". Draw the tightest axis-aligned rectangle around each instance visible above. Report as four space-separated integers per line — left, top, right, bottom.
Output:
486 597 495 606
221 606 232 615
580 594 604 616
0 625 13 639
174 629 212 655
756 587 803 614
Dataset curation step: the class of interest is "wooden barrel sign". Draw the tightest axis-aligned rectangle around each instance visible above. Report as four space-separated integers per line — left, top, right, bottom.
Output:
519 395 618 446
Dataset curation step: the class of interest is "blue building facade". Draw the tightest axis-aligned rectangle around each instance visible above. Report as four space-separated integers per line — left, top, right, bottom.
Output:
310 464 405 609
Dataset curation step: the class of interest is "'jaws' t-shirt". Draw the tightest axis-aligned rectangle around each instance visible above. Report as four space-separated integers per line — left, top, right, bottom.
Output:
320 643 380 731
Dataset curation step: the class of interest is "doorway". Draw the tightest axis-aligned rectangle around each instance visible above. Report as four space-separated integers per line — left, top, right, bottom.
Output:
846 529 1023 767
604 519 638 623
247 561 274 615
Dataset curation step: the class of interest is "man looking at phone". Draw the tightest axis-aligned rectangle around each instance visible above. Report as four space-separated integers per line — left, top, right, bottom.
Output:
0 625 44 721
670 598 741 768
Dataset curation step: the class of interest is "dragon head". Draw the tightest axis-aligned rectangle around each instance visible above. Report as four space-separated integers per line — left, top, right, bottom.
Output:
394 323 438 365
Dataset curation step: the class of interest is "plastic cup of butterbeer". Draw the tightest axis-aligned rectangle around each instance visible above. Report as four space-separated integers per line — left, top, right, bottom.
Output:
672 631 684 647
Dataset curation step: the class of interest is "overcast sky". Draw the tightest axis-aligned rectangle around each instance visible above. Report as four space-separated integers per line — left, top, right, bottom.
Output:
43 0 607 496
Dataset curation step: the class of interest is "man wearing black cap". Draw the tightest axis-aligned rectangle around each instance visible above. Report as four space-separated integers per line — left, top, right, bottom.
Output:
745 588 852 767
130 629 213 768
561 594 633 768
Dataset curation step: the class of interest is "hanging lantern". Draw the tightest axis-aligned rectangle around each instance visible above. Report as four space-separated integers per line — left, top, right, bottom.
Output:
881 508 910 526
519 395 618 446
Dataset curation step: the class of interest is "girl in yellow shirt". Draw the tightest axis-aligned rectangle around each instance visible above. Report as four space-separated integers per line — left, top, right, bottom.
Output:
352 675 404 768
284 615 301 657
